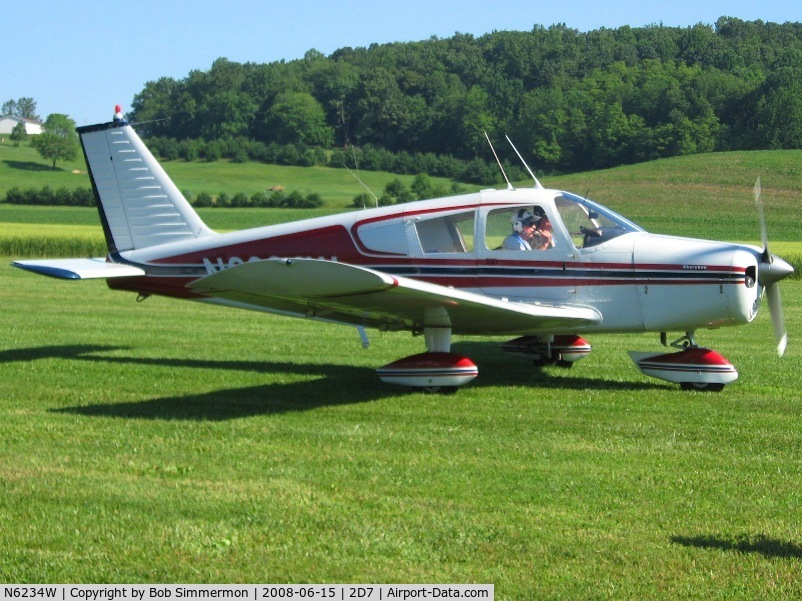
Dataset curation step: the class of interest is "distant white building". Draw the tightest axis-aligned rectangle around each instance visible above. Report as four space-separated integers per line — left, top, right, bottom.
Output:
0 115 43 135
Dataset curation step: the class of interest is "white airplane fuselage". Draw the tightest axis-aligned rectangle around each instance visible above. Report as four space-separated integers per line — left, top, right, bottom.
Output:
110 188 765 336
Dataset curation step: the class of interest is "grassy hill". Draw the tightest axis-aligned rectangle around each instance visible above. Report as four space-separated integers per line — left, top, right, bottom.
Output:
2 138 800 262
550 150 802 243
0 141 86 194
0 139 468 209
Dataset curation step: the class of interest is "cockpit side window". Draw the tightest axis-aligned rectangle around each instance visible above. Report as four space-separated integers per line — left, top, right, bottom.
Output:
485 206 554 251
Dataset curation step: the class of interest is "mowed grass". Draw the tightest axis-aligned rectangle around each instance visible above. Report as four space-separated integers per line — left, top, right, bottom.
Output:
3 143 802 594
1 262 802 596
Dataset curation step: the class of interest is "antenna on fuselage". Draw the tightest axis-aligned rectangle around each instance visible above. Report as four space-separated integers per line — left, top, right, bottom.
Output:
484 132 513 190
505 135 544 189
342 146 378 209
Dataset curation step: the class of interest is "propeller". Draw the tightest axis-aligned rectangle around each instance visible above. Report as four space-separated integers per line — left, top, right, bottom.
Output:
754 178 794 356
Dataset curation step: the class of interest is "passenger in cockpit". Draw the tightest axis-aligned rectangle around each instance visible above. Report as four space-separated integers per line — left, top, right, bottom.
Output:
531 215 554 250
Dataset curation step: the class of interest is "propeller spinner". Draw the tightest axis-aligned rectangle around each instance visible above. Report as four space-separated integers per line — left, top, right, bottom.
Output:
754 178 794 356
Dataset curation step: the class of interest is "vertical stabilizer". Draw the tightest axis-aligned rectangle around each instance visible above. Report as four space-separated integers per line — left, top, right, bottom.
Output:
77 121 213 253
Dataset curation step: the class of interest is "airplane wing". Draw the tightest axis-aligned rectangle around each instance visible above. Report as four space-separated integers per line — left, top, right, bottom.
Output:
188 258 601 335
12 258 146 280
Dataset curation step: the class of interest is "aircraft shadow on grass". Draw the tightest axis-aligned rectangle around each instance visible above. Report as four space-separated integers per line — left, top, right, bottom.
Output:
4 343 665 421
0 345 124 363
671 534 802 560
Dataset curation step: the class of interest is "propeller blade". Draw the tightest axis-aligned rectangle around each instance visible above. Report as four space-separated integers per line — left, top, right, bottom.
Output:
754 177 793 356
766 284 788 357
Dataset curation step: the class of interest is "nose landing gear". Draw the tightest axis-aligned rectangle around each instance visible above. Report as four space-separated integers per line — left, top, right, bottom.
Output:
501 334 592 367
629 331 738 392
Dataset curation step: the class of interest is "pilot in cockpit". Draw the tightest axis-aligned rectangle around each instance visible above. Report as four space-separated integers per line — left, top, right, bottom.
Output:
502 209 554 250
502 209 537 250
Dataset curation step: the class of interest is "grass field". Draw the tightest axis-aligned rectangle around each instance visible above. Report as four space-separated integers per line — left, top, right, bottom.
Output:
1 263 801 596
2 141 802 595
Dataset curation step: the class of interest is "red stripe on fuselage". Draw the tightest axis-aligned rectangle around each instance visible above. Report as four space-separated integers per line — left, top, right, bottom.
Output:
108 259 745 301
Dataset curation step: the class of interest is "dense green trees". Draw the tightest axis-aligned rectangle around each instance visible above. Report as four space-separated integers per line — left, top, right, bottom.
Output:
266 91 333 146
129 17 802 176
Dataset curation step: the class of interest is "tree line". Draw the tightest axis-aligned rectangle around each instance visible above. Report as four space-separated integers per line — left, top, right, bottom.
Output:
144 136 522 184
2 185 325 209
3 175 464 210
129 17 802 174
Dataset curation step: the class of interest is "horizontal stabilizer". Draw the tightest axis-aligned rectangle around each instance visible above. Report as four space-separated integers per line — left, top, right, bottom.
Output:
12 258 145 280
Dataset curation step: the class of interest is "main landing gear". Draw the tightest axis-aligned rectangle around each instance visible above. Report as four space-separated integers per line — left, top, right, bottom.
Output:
375 325 478 393
629 331 738 392
376 331 593 393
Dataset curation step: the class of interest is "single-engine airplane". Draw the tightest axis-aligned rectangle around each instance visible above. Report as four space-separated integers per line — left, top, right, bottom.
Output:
12 114 795 392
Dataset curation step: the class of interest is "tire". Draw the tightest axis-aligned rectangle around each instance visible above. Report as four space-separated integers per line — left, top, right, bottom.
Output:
419 385 459 395
680 382 725 392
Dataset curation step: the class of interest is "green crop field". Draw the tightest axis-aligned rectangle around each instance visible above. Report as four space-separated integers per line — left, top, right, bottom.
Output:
2 140 802 596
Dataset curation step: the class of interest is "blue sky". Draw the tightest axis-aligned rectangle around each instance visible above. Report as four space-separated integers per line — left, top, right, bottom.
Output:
4 0 801 126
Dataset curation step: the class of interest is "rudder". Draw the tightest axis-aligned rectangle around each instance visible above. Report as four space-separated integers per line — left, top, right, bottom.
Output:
77 120 213 253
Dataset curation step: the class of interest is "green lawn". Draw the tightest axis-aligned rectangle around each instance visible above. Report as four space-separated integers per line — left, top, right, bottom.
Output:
2 142 802 595
1 263 801 596
0 140 87 191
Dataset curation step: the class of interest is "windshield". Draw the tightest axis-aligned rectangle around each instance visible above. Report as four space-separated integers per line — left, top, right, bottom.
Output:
555 192 644 249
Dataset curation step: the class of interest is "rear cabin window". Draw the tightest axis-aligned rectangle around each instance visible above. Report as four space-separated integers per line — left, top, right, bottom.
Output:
415 211 475 254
